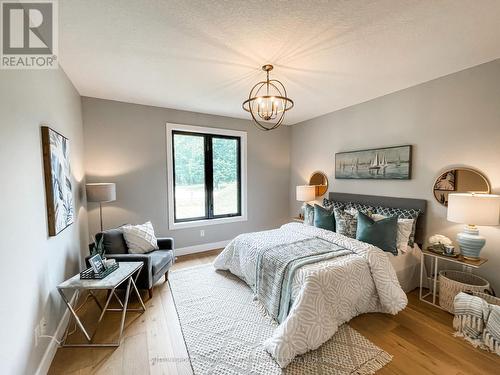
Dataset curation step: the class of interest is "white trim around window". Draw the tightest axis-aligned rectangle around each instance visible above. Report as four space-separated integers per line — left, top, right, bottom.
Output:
166 123 248 230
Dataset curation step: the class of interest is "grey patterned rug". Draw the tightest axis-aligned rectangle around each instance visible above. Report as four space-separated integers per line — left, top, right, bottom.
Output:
169 264 392 374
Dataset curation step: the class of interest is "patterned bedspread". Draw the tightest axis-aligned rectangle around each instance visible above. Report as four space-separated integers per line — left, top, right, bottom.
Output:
256 237 351 323
213 223 407 367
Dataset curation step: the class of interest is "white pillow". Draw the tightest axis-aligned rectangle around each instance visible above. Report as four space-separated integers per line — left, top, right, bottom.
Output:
344 207 359 217
122 221 159 254
371 214 414 254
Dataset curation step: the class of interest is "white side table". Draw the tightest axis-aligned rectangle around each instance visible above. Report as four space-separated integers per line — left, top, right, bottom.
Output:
57 261 146 347
419 249 487 310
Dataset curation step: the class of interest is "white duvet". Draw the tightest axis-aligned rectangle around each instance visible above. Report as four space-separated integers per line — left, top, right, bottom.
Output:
213 222 407 367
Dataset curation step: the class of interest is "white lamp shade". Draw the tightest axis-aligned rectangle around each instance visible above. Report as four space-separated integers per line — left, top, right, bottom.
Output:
447 193 500 226
296 185 315 202
86 183 116 203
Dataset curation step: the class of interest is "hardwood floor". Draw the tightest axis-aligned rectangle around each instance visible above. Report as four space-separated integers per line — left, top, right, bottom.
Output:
49 249 499 375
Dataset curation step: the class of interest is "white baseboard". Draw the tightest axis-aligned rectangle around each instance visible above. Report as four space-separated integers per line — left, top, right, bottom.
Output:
175 240 230 257
35 294 77 375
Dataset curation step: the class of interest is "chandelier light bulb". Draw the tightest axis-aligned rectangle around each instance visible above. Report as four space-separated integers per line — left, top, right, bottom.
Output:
242 64 294 131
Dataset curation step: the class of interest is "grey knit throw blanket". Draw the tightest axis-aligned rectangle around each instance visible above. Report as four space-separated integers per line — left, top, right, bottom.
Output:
453 292 500 355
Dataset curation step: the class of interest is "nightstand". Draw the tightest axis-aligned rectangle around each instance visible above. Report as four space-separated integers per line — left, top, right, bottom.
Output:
291 216 304 223
419 249 487 310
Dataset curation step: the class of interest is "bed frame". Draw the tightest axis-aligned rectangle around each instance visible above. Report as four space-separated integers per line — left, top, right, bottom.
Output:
328 192 427 247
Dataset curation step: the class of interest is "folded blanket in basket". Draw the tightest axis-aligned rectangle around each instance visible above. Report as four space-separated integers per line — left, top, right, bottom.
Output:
453 292 490 346
484 304 500 355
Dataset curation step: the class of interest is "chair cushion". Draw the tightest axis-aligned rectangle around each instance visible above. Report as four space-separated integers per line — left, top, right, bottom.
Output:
150 250 174 275
97 228 128 254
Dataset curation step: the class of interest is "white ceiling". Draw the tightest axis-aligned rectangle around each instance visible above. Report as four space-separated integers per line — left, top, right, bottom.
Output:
59 0 500 125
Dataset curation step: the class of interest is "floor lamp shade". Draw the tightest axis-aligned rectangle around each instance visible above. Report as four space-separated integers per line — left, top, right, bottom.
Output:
86 183 116 203
447 193 500 259
86 183 116 232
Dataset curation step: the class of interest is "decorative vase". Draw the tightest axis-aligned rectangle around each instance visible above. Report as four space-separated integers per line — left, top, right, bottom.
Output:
456 225 486 259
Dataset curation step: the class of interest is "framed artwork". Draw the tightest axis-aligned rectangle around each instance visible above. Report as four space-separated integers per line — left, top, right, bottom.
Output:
41 126 74 236
335 145 412 180
88 254 106 274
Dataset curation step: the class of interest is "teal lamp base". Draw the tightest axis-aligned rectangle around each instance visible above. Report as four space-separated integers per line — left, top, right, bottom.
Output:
457 225 486 259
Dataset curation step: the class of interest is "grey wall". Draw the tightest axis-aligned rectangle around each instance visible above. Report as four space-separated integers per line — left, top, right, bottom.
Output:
0 69 88 374
289 59 500 290
82 97 291 248
1 58 496 373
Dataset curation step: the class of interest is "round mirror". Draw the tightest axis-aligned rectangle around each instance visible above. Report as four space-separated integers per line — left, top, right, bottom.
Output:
433 168 490 206
309 171 329 197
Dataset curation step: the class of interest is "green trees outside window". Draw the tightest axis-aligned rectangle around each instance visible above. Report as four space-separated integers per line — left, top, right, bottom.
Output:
172 131 241 222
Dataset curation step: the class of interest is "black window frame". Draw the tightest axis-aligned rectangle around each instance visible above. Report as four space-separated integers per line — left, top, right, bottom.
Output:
172 130 242 223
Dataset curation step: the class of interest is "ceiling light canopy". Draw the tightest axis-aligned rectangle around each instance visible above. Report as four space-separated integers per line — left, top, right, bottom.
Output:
242 64 294 131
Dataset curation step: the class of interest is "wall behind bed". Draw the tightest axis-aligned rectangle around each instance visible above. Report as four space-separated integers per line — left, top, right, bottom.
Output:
289 59 500 290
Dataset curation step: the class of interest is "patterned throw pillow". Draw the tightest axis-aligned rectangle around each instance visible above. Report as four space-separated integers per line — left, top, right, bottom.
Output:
346 202 375 215
122 221 159 254
323 198 344 211
303 203 314 226
333 208 358 238
375 207 421 246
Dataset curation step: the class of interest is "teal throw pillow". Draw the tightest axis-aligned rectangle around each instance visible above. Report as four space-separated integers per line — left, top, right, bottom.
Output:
356 211 398 255
303 203 314 226
313 204 335 232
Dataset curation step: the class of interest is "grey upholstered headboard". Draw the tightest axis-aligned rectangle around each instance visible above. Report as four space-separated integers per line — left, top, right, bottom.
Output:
328 192 427 246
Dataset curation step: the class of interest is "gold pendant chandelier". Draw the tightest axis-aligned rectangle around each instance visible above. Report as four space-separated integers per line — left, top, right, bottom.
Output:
242 64 294 131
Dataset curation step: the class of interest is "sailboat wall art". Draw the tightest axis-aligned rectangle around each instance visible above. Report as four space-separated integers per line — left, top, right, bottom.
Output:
335 145 412 180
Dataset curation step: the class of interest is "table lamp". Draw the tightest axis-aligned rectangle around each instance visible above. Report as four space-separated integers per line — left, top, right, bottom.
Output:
296 185 315 219
447 193 500 259
86 183 116 231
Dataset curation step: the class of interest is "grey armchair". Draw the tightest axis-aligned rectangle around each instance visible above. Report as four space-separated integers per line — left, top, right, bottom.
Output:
88 228 175 298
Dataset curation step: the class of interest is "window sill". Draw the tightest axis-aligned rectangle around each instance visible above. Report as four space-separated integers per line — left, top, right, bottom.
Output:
168 215 247 230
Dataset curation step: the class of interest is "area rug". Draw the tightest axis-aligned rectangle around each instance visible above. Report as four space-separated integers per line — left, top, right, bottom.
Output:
169 264 392 374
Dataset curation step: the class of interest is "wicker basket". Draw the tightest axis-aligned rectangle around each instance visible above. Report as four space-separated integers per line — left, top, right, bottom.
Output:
470 291 500 307
438 270 490 313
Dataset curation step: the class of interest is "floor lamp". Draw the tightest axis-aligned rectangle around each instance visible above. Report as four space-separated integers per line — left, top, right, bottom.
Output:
86 183 116 232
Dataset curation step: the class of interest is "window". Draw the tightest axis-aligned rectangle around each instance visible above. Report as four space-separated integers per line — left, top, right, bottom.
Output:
167 123 247 229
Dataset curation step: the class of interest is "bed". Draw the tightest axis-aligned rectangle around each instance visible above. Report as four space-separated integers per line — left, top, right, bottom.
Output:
214 193 426 367
387 243 423 292
329 192 427 293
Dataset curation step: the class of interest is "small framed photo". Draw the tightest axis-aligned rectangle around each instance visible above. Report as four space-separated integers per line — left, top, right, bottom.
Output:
88 254 106 274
